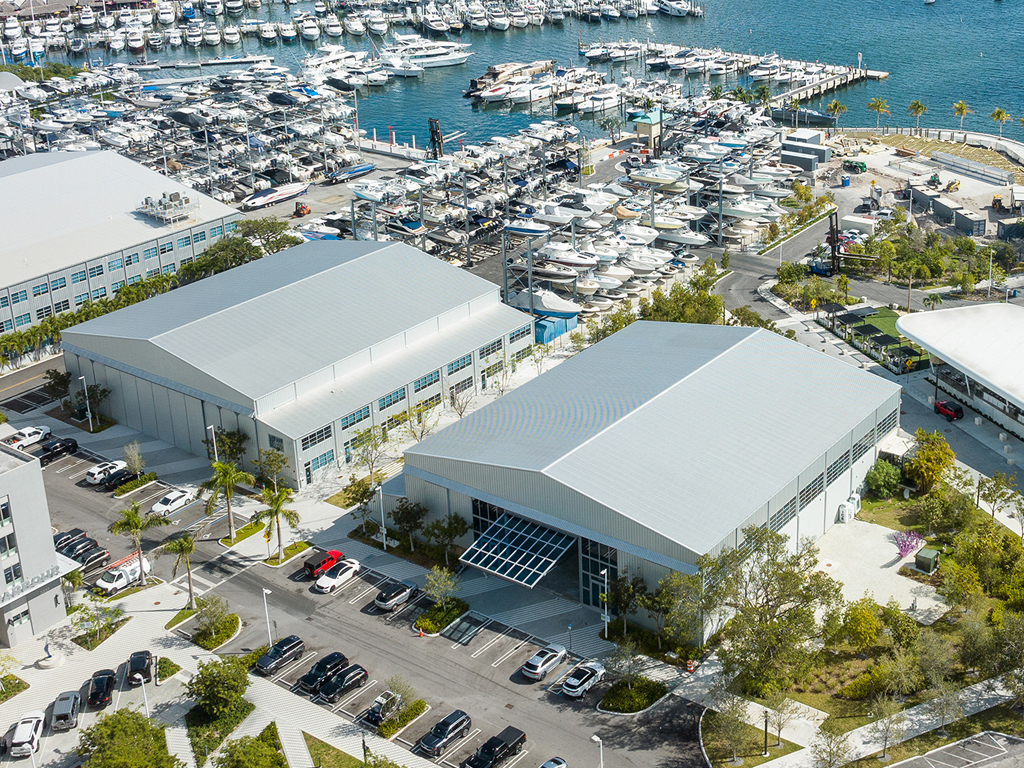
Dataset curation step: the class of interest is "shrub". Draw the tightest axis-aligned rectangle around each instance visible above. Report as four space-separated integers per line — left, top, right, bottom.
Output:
414 598 468 634
991 604 1005 627
157 656 181 682
114 472 157 496
865 460 902 498
193 613 240 650
894 530 925 558
599 677 667 713
236 644 270 669
258 722 281 751
377 699 427 739
836 664 887 700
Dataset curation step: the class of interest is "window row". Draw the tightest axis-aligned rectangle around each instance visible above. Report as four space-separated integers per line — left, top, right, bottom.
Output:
826 451 850 486
340 405 370 430
852 428 875 462
447 354 472 376
413 370 440 393
799 473 825 510
4 562 21 585
879 408 899 436
0 533 17 558
509 325 531 344
769 498 798 532
378 387 406 410
301 424 332 452
479 338 503 359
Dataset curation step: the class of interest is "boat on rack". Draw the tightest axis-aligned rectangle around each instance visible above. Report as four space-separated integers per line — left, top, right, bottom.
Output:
240 181 311 210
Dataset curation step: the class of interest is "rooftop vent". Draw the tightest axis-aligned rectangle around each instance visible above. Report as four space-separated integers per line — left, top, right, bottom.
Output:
138 191 198 224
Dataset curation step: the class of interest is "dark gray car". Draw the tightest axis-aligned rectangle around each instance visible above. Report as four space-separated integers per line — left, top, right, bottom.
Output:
417 709 471 757
255 635 304 676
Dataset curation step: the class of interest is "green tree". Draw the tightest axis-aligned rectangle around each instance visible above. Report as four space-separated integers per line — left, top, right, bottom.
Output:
777 261 808 286
253 448 290 492
990 108 1011 138
390 497 428 552
878 240 898 283
926 682 964 736
164 535 198 611
234 218 304 256
939 559 983 608
754 84 772 108
881 598 919 650
637 280 723 326
194 593 233 645
867 696 908 760
214 735 286 768
422 513 470 566
923 293 943 311
865 460 902 498
638 576 676 650
709 686 753 763
843 594 882 651
868 98 890 131
728 306 797 340
709 84 723 100
908 100 928 132
351 425 391 489
604 637 644 689
185 657 251 718
905 429 955 492
123 440 146 475
400 399 442 443
62 568 84 604
789 97 801 128
916 631 956 688
811 716 853 768
958 619 998 675
953 100 972 131
77 708 183 768
43 368 72 406
108 501 171 586
200 461 255 543
715 527 843 695
254 486 300 562
765 692 800 747
202 427 250 467
607 568 647 637
826 99 847 128
424 566 459 612
835 274 850 302
978 470 1018 520
883 646 922 696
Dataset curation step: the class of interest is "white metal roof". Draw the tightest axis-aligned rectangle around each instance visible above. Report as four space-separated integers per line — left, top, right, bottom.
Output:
897 303 1024 409
407 321 901 554
0 151 237 288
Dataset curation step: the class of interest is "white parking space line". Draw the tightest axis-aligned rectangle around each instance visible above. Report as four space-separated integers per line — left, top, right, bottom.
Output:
471 628 513 659
53 458 87 474
272 652 317 684
333 680 376 713
492 639 529 668
451 619 492 650
544 666 573 693
349 577 386 605
384 596 423 623
436 728 480 764
134 489 168 508
504 751 530 768
394 704 430 746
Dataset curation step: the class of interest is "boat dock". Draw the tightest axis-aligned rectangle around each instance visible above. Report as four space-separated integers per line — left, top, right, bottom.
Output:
770 67 889 107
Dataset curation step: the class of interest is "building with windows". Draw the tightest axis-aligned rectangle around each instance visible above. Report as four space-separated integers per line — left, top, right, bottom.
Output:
0 151 240 332
0 443 75 647
60 240 534 488
897 303 1024 437
403 322 902 629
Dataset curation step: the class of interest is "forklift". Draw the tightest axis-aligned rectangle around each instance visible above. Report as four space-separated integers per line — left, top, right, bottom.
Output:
292 201 311 218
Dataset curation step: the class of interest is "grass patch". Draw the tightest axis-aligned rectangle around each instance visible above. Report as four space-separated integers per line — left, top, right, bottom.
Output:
186 700 255 765
325 472 387 510
157 657 181 683
44 404 117 434
165 603 198 630
193 613 240 651
303 734 366 768
704 710 801 768
72 616 131 651
346 528 457 572
90 581 156 602
858 496 923 533
0 675 29 704
263 541 310 566
220 519 265 547
599 677 668 713
414 599 468 634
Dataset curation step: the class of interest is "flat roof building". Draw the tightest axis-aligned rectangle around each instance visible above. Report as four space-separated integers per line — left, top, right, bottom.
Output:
0 151 240 333
403 322 902 629
61 240 534 488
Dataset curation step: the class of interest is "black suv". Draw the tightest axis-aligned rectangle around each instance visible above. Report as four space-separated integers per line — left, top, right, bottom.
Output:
298 651 348 694
417 710 472 757
101 468 141 492
255 635 304 675
73 546 111 575
318 664 368 703
54 528 87 552
62 537 98 560
38 438 78 467
127 651 153 685
87 669 117 708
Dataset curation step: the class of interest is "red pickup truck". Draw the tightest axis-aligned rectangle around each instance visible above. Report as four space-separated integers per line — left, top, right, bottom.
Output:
303 549 344 579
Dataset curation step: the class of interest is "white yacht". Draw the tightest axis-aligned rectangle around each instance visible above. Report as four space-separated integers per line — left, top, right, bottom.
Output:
225 0 244 13
79 7 97 29
366 11 388 35
324 17 343 36
204 0 224 15
3 17 22 39
382 36 472 68
488 8 510 29
185 24 204 46
380 54 423 77
468 8 489 29
342 15 365 35
148 30 165 49
277 21 297 40
421 12 449 34
259 22 278 41
203 23 221 45
166 27 182 45
156 4 176 24
300 18 321 40
509 8 528 26
222 24 240 43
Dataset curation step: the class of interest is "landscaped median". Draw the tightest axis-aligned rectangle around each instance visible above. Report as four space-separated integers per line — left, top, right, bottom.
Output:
263 541 311 567
219 519 265 547
113 472 158 498
413 598 468 635
378 699 428 739
598 677 668 714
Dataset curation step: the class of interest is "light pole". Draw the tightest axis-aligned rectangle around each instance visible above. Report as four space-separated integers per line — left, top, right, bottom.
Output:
262 588 273 646
591 735 603 768
763 709 769 756
78 376 93 432
600 568 609 638
141 672 151 718
379 483 387 551
206 424 219 463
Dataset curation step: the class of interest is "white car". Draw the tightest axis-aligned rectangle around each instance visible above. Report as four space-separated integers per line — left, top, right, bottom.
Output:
151 489 196 516
8 426 51 450
560 661 606 698
520 644 567 681
85 460 126 484
9 711 45 757
315 558 361 593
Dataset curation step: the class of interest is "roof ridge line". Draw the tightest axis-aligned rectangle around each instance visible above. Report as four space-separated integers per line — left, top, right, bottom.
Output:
539 327 758 474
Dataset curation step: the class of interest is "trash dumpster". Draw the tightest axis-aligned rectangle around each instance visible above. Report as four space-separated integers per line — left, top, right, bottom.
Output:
841 174 850 187
915 547 939 575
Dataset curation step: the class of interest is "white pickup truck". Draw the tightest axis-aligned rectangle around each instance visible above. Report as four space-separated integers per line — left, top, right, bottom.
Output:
7 426 52 451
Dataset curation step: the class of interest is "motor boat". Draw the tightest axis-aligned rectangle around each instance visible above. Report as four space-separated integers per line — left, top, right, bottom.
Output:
380 55 423 77
506 289 581 318
323 17 343 36
508 260 577 282
327 162 376 184
301 19 321 40
618 224 658 243
504 219 550 237
366 12 388 35
222 25 241 44
259 22 278 41
204 23 222 45
240 181 311 210
343 15 365 35
539 242 598 270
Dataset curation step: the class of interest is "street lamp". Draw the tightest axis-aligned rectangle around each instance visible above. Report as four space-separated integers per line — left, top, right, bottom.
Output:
262 588 273 646
379 483 387 552
140 670 151 718
591 735 603 768
78 376 93 432
763 709 769 756
206 424 218 463
600 568 609 638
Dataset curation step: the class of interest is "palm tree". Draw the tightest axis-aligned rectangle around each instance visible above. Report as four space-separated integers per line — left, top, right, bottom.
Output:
908 100 927 133
867 98 890 131
990 108 1011 138
729 86 751 104
164 535 198 610
826 99 847 129
708 84 723 100
108 502 171 586
62 569 83 605
754 84 772 108
789 97 800 128
200 461 255 543
254 487 301 563
953 100 972 131
923 293 944 311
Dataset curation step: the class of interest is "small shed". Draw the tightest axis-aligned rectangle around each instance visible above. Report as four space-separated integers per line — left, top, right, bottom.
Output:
916 547 940 575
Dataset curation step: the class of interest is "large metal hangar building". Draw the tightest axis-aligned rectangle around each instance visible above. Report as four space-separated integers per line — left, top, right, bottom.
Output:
59 240 534 489
402 321 902 626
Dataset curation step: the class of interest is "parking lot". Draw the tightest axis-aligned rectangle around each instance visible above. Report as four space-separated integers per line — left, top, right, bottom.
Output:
214 557 701 768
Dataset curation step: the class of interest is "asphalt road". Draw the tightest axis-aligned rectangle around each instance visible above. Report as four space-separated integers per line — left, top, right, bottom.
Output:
0 357 65 404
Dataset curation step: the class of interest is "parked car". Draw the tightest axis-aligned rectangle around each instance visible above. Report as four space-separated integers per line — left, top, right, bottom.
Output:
255 635 305 676
365 690 402 727
151 489 195 516
875 208 896 221
7 426 51 451
303 548 344 579
318 664 368 703
51 692 82 731
61 537 98 560
95 557 151 596
73 546 111 575
87 669 117 708
85 460 126 485
374 579 420 611
934 400 964 421
53 528 87 552
8 712 44 757
298 651 348 694
101 468 140 492
417 709 472 757
538 760 567 768
560 661 605 698
462 727 526 768
314 558 360 593
520 644 567 681
127 650 153 685
37 437 78 467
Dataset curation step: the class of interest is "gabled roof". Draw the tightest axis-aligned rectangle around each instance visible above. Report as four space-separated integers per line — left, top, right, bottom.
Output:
407 321 901 554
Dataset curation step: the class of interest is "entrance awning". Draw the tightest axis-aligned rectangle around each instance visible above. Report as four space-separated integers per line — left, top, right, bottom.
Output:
460 513 575 588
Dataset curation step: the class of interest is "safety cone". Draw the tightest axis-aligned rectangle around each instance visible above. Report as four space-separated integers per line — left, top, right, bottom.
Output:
419 628 424 638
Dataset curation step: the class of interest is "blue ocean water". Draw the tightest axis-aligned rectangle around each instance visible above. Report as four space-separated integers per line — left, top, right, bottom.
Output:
123 0 1023 145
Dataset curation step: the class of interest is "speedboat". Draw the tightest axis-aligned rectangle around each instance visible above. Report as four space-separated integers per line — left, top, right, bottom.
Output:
259 22 278 41
222 24 241 44
505 219 551 237
324 17 343 36
327 162 376 184
380 55 423 77
506 289 582 318
508 260 577 282
539 242 599 270
240 182 311 210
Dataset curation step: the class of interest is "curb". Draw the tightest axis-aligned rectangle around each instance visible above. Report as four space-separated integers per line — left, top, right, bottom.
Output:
208 615 244 652
113 478 158 499
260 544 311 569
698 706 712 768
596 688 672 716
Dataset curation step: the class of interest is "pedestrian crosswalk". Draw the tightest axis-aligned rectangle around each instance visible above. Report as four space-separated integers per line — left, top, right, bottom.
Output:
543 623 615 660
169 551 260 597
488 598 580 628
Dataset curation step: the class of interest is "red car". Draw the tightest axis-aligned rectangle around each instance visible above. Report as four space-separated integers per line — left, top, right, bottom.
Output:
303 548 344 579
934 400 964 421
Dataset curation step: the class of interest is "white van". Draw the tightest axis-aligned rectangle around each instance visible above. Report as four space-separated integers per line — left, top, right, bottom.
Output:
96 556 151 596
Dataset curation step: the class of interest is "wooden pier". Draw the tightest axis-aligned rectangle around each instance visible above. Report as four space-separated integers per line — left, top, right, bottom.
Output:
770 67 889 107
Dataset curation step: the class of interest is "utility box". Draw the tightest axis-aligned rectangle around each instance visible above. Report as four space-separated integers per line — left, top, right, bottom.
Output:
954 209 986 237
915 547 940 575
